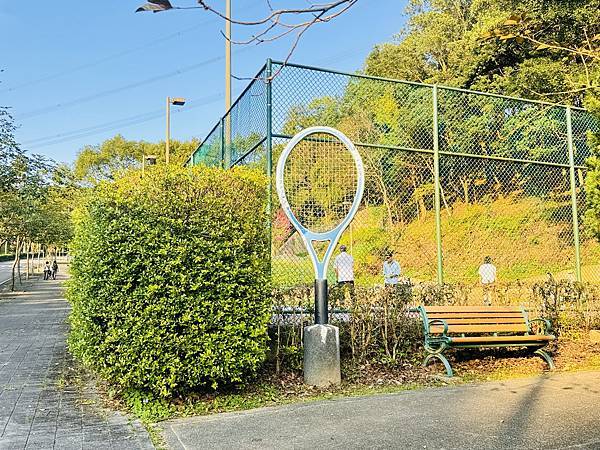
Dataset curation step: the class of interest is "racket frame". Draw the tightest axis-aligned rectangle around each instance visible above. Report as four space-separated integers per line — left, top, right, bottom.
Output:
275 126 365 324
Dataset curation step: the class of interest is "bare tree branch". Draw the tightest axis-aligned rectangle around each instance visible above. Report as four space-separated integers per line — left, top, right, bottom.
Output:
136 0 360 78
195 0 356 26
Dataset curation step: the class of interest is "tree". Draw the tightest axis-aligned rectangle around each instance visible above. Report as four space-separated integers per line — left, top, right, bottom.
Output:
365 0 600 105
270 0 599 240
1 106 75 289
135 1 358 71
73 135 200 184
475 2 600 242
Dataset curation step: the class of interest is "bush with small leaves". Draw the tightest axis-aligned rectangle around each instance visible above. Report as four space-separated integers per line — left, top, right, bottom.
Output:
67 165 270 397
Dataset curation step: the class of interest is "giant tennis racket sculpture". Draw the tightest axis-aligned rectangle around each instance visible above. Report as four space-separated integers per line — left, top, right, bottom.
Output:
276 126 365 324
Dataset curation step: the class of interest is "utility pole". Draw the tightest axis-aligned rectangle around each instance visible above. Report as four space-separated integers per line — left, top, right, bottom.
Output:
224 0 232 166
225 0 231 113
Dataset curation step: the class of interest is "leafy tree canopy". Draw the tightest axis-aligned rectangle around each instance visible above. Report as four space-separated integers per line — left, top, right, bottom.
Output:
0 105 74 259
73 134 200 184
365 0 600 106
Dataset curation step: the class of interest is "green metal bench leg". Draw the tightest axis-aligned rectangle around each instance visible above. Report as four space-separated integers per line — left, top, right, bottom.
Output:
534 348 555 370
423 353 454 377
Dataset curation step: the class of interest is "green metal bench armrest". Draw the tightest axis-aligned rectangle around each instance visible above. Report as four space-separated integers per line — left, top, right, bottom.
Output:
529 317 553 335
427 318 448 336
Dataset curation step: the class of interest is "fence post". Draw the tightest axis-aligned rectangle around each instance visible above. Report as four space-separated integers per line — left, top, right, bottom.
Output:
220 117 226 168
266 59 274 263
433 85 444 285
566 107 582 282
266 59 273 196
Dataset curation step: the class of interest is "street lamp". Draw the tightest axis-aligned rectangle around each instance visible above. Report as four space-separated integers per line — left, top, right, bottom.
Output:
142 154 157 177
166 97 186 165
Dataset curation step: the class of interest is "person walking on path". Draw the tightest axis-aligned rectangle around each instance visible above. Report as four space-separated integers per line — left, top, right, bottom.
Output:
478 256 497 306
51 260 59 280
383 251 401 287
43 261 51 280
333 245 355 304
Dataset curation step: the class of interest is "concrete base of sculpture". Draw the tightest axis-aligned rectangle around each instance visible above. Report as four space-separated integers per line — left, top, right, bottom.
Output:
303 324 341 387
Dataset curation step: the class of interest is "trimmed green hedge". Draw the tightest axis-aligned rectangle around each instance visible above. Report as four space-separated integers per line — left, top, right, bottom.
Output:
67 165 271 397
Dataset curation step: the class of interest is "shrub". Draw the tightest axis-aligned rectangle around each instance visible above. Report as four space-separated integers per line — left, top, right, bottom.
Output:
270 285 422 372
67 165 271 397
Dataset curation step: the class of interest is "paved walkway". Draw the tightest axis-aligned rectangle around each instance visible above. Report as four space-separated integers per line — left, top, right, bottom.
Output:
0 270 153 450
162 370 600 449
0 261 14 287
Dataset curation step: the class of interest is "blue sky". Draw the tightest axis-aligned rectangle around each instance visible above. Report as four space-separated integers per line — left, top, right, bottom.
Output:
0 1 407 163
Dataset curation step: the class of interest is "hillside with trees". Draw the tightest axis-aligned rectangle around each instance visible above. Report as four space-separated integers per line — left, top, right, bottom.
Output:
269 0 600 286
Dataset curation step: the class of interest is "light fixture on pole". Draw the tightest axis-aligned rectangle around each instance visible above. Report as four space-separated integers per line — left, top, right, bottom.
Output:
166 97 186 165
142 154 158 176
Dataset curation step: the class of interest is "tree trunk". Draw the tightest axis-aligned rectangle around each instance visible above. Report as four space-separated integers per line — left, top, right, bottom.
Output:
460 177 470 204
425 159 451 215
11 237 20 291
365 151 395 228
26 242 30 280
17 242 22 286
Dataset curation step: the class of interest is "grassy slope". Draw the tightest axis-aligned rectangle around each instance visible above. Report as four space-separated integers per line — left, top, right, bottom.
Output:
272 196 600 286
383 196 598 283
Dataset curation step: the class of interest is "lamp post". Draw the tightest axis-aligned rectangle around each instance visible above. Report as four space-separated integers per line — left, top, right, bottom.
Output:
142 154 158 176
166 97 186 164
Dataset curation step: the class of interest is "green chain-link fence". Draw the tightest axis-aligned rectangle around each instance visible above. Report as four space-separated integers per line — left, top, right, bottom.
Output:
189 60 600 289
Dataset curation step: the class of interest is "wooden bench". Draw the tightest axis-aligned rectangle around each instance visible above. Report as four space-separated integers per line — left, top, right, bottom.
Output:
415 306 555 377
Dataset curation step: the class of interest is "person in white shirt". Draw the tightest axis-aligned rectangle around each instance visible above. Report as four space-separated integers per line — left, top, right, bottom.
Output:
333 245 354 304
478 256 497 306
383 252 401 287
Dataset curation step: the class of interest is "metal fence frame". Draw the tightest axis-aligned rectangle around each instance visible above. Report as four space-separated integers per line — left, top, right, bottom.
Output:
189 59 598 285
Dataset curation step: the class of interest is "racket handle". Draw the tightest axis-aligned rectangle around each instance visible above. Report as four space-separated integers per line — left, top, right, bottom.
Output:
314 279 328 325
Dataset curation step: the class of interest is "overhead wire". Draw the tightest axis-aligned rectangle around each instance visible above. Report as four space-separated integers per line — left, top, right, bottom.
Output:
24 93 222 150
19 39 374 150
1 23 210 94
15 53 235 120
0 0 257 94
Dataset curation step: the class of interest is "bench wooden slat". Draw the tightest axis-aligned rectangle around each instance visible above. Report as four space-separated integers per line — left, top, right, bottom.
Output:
430 324 529 334
450 335 553 343
424 306 522 313
427 312 524 319
433 318 527 325
417 304 555 377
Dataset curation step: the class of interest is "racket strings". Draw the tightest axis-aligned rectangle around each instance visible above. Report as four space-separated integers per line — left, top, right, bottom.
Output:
283 133 358 234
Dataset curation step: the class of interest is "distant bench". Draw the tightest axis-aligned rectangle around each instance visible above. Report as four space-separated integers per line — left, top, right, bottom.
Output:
415 306 556 377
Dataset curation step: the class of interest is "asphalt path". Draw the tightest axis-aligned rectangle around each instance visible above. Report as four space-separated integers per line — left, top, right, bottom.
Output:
0 256 68 288
0 268 153 449
161 370 600 449
0 260 14 287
